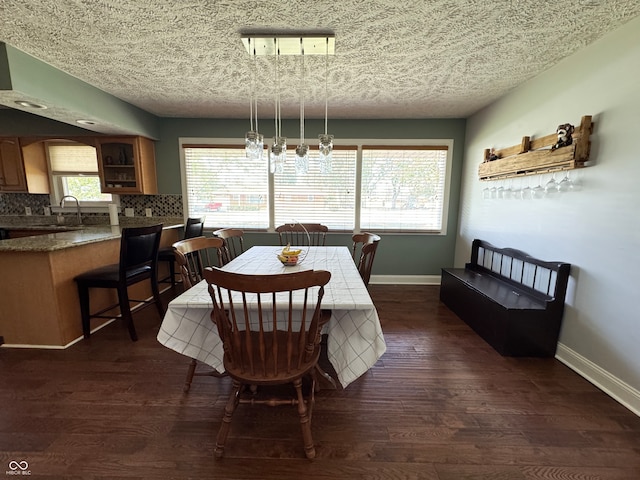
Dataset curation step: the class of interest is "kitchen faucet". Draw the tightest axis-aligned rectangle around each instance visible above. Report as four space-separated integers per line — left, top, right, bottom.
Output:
60 195 82 225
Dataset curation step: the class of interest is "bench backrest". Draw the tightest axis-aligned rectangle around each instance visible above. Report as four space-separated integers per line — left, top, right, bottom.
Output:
466 239 571 306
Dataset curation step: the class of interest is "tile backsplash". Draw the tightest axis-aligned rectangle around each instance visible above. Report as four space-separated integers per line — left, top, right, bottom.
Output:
120 194 183 217
0 193 183 218
0 193 50 216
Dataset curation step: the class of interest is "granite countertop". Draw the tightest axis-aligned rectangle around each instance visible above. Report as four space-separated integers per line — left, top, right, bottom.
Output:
0 217 184 252
0 224 84 231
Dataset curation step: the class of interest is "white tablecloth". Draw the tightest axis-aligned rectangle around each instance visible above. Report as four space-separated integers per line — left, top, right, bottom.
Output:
157 246 386 388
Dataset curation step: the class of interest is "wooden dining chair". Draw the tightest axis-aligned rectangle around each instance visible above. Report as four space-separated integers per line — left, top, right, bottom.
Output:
172 236 226 391
352 232 381 286
158 217 204 286
203 267 332 459
276 223 328 247
212 227 245 265
74 224 164 341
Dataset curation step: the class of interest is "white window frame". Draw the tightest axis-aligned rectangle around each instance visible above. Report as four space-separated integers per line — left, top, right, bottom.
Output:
179 137 453 234
357 139 453 234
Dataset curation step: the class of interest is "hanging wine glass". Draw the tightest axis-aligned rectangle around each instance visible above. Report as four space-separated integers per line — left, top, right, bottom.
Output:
509 178 520 200
557 171 574 193
520 177 532 200
532 178 545 199
503 180 514 200
544 173 559 197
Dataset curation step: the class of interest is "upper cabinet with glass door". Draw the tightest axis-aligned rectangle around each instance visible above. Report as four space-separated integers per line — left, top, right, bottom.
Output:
96 136 157 194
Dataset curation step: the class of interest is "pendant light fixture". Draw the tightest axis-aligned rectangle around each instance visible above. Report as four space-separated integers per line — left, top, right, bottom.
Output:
294 39 309 175
318 36 334 174
244 38 263 160
270 37 287 174
241 33 335 175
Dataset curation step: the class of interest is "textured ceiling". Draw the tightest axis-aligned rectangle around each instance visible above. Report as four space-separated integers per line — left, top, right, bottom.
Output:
1 0 640 122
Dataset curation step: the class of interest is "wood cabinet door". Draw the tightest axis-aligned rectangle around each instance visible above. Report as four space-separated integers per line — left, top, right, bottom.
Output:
0 137 28 192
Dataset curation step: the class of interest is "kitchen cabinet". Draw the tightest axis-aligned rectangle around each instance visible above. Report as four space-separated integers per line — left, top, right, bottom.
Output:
0 137 50 193
96 136 157 194
20 140 51 194
0 137 27 191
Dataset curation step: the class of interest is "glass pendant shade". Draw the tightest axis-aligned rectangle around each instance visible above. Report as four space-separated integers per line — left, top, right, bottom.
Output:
318 133 334 173
245 131 264 160
295 143 309 175
270 137 287 174
242 34 336 176
318 37 334 175
244 38 262 161
279 137 287 158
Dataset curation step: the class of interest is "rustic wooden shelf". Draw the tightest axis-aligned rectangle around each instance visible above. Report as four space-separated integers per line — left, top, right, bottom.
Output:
479 115 593 181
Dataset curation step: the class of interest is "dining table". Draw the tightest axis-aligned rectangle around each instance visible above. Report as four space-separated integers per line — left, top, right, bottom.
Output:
157 245 386 388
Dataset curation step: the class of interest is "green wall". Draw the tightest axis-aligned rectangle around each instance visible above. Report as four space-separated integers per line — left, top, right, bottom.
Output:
156 117 466 277
0 109 97 137
0 108 465 277
0 43 160 138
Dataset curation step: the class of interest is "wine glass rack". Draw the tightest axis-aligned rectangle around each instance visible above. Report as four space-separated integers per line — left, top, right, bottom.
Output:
479 115 593 181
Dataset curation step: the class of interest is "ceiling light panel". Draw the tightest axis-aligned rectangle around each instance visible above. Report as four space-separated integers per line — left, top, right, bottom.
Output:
241 35 335 56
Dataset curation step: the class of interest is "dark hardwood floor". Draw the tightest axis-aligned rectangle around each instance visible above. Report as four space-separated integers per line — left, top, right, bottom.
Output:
1 285 639 479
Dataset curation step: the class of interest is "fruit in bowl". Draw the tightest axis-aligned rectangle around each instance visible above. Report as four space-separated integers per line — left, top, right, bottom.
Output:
277 254 299 266
277 244 302 265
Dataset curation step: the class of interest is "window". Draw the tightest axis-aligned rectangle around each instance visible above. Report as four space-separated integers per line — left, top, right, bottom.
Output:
181 138 451 233
273 147 356 230
183 144 269 229
48 142 113 207
360 146 449 232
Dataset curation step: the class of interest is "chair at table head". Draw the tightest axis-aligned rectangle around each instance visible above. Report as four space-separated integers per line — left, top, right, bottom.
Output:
352 232 381 286
158 217 205 286
203 267 332 459
212 227 245 265
172 236 224 290
276 223 328 247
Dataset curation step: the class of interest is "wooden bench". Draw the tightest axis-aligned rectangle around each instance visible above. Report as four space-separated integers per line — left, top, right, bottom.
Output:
440 239 571 357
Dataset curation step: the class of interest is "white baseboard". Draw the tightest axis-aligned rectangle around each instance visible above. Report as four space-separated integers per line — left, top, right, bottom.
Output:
556 343 640 417
1 343 67 350
370 274 441 285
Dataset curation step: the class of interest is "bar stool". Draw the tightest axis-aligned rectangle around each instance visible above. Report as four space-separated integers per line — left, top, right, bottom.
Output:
158 217 204 286
74 224 164 341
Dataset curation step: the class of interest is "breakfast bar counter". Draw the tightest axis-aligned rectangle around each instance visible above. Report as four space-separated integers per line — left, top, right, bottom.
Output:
0 225 142 252
0 219 183 348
